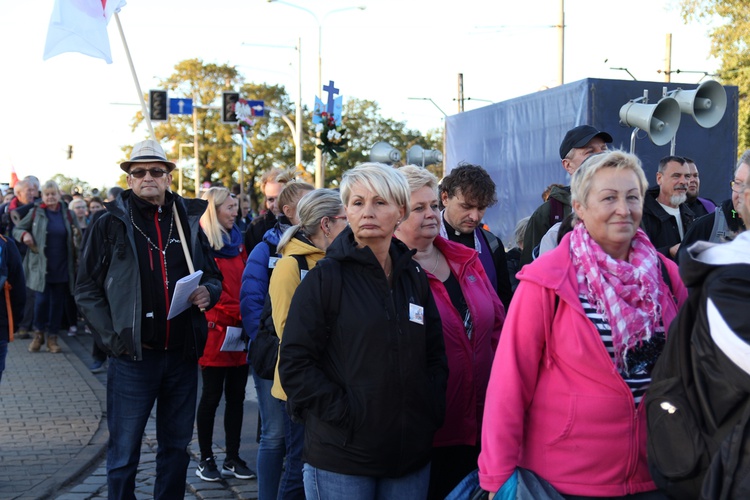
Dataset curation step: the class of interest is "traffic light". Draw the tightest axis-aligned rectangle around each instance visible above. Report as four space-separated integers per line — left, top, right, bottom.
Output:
222 91 240 123
149 90 168 121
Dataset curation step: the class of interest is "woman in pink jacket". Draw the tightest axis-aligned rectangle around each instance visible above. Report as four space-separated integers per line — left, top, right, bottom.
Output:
479 151 687 499
395 165 505 500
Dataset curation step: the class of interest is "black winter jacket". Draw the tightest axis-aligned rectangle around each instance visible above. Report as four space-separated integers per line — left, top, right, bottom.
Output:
278 226 448 478
641 186 695 260
75 190 222 361
682 236 750 499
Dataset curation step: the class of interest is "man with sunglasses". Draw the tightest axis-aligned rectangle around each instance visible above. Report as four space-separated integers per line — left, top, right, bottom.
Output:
682 150 750 249
75 139 222 499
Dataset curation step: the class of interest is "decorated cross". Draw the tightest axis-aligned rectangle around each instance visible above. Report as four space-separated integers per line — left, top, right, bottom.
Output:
323 80 339 114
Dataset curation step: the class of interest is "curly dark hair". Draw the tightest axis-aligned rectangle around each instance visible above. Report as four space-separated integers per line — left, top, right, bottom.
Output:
440 163 497 208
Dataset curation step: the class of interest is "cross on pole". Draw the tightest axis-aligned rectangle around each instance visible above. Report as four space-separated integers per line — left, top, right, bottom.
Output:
323 80 339 114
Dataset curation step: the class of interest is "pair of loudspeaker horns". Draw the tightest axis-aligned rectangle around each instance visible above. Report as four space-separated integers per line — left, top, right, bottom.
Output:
369 142 444 167
619 80 727 146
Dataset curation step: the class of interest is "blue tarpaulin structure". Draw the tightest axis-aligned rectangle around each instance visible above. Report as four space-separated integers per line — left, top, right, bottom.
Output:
445 77 739 245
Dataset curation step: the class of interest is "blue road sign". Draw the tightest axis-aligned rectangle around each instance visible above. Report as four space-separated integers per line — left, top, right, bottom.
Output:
247 100 264 117
169 98 193 115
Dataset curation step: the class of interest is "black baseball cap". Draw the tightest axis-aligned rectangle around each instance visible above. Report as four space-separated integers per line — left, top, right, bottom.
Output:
559 125 613 160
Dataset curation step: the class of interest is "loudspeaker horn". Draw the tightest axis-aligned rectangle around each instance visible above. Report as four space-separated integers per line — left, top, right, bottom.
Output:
619 97 681 146
668 80 727 128
369 142 401 164
406 145 444 167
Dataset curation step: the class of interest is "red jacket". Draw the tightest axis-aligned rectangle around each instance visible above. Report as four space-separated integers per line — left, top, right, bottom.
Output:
199 249 247 367
478 233 688 496
429 236 505 447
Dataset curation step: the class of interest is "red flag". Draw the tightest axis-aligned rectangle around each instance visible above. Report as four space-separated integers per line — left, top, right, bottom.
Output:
43 0 127 64
10 165 19 188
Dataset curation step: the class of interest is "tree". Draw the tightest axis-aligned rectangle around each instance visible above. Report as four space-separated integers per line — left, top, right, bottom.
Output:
130 59 443 206
321 98 444 185
50 173 99 197
680 0 750 151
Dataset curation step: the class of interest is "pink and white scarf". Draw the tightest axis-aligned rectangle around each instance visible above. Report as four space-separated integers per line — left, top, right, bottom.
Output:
569 223 663 370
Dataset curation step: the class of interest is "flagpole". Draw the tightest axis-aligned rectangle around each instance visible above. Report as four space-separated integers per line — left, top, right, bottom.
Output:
114 12 156 142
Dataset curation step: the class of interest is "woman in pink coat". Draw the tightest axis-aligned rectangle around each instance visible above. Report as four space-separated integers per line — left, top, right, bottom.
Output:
395 165 505 500
479 151 688 499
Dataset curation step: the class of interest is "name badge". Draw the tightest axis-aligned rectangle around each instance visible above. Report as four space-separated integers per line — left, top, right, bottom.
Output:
300 269 309 280
409 303 424 325
268 256 279 269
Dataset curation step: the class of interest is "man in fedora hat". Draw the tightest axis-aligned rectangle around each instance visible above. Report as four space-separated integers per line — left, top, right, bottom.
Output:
75 139 222 499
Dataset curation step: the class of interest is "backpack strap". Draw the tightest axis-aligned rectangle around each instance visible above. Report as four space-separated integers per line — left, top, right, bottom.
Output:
314 258 342 332
658 257 676 304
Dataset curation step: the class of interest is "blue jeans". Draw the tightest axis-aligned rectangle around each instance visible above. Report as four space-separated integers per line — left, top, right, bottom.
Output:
106 349 197 500
34 282 67 334
278 399 305 500
0 339 7 384
303 462 431 500
252 367 285 500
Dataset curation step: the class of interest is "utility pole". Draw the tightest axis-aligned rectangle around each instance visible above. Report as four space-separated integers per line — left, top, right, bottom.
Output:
457 73 465 113
664 33 672 83
557 0 564 85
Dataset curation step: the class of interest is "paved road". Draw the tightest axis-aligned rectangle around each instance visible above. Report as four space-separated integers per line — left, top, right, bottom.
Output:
1 330 260 500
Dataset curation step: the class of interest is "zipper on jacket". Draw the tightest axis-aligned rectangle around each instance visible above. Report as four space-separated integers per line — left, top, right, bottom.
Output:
153 210 171 348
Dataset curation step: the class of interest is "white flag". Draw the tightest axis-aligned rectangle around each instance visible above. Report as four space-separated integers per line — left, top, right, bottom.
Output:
43 0 127 64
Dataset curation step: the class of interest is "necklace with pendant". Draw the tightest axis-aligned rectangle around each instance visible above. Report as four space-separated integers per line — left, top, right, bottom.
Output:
130 206 175 289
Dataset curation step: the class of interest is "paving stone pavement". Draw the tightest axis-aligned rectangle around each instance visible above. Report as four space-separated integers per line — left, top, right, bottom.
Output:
0 332 260 500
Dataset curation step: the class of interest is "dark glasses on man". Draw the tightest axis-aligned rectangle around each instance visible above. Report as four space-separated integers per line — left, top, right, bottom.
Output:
130 168 169 179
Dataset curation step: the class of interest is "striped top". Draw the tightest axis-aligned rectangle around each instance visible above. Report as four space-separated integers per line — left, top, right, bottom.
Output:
580 294 666 405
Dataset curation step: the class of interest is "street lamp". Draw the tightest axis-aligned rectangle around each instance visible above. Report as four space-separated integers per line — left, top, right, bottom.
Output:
268 0 366 187
408 97 448 117
241 38 304 168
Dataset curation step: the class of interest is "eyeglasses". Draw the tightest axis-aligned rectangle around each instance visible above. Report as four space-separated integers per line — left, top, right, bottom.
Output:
329 215 347 222
130 168 169 179
731 180 747 193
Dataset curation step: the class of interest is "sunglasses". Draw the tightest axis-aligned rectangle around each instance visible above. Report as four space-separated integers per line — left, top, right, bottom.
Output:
130 168 169 179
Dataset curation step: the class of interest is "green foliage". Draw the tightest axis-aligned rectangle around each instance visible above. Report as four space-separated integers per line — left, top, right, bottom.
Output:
50 173 98 197
130 59 443 203
680 0 750 152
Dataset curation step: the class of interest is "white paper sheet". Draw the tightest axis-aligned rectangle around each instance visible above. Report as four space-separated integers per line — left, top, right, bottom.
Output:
220 326 246 352
167 270 203 320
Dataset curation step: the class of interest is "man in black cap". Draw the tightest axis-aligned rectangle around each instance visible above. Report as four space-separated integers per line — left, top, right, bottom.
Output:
520 125 613 265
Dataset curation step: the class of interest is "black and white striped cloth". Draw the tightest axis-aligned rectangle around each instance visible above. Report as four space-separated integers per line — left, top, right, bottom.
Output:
580 295 665 405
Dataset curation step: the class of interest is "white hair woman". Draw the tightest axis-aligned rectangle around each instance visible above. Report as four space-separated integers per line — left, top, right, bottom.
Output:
194 187 255 482
479 151 689 499
278 163 448 500
268 189 347 498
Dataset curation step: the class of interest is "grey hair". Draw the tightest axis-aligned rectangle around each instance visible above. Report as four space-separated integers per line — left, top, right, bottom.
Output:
277 189 344 253
340 163 411 220
514 216 531 247
736 149 750 175
41 180 61 194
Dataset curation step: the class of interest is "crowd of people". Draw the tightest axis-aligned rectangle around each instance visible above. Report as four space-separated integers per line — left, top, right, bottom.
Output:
1 133 749 500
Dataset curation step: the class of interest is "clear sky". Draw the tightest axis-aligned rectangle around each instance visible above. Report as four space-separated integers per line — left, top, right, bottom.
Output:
0 0 719 190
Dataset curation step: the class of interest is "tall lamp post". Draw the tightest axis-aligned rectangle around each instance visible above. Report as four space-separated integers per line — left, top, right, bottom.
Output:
267 0 365 187
408 97 448 176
